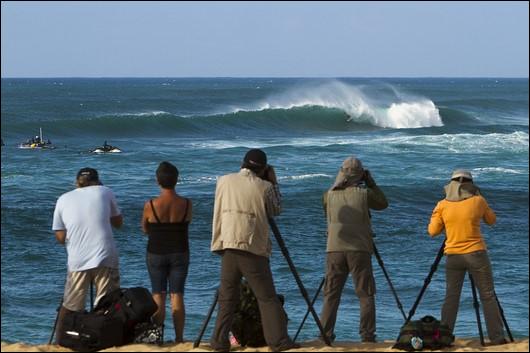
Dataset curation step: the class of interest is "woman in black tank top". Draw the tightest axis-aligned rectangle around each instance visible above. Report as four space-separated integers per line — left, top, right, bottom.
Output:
141 162 192 343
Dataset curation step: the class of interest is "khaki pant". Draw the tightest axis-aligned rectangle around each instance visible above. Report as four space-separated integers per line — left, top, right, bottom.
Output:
210 249 293 351
63 267 120 311
320 251 376 341
442 250 505 344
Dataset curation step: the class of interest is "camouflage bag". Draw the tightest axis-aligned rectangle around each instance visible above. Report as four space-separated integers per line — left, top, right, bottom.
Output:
393 315 454 351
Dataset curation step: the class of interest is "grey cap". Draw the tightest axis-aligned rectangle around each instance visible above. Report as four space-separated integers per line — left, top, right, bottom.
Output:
451 169 473 180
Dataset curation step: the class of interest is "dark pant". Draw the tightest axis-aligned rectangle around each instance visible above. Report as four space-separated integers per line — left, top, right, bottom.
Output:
320 251 376 341
210 249 293 351
442 250 505 344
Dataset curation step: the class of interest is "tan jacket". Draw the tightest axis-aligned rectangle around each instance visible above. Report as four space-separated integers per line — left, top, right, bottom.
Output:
211 169 280 258
323 185 388 253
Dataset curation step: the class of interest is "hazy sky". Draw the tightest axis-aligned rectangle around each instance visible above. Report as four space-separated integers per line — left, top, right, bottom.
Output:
1 1 528 77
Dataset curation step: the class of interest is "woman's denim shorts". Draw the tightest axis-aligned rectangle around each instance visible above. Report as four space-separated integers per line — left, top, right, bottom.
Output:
147 251 189 294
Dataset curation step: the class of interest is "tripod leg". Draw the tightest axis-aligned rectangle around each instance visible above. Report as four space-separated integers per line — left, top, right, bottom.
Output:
372 242 406 320
193 289 219 348
90 281 94 311
494 292 514 342
404 240 446 324
293 277 325 342
469 274 485 346
269 218 332 346
48 299 63 345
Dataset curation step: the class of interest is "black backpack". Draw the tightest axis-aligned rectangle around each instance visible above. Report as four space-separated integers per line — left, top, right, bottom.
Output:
230 280 286 347
393 315 454 351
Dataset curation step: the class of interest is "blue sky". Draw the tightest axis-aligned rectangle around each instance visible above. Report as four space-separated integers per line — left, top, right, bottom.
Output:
1 1 528 77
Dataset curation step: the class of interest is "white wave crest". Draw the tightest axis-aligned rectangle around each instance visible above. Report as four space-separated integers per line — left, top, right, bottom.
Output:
359 131 529 154
230 81 443 129
114 111 170 117
471 167 524 175
278 173 332 181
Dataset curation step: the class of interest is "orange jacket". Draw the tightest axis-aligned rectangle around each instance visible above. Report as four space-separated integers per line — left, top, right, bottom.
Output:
428 195 496 255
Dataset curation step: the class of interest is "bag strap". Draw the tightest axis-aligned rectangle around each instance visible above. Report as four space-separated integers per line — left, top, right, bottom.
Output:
150 199 161 223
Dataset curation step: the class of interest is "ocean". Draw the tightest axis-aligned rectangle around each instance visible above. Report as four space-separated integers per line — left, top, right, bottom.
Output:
1 77 528 344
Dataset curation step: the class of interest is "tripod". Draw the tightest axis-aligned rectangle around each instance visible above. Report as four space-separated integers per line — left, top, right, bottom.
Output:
193 219 332 348
401 240 513 345
293 240 407 341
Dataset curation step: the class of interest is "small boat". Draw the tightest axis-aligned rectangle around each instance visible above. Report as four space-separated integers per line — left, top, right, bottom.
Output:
18 128 55 149
90 141 122 153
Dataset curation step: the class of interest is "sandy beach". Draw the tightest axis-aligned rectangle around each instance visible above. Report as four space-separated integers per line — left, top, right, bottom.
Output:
1 338 528 352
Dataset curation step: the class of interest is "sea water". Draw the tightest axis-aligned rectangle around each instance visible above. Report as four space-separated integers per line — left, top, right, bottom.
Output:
1 78 528 344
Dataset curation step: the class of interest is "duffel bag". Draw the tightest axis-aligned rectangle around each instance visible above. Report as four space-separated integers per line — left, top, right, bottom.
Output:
59 310 124 351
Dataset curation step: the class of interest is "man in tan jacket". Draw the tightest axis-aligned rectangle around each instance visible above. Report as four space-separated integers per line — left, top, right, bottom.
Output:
210 149 298 352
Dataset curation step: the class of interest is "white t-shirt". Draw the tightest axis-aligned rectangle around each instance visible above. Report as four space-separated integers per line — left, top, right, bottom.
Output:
52 185 121 272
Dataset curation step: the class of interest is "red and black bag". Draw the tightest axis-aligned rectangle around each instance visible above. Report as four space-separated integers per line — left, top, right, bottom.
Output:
95 287 158 343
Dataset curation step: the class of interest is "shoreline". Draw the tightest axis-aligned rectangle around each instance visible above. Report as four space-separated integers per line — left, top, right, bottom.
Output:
1 338 528 352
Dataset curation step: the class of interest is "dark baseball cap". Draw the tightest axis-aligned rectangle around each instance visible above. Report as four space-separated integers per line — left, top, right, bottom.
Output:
243 149 267 168
76 167 100 182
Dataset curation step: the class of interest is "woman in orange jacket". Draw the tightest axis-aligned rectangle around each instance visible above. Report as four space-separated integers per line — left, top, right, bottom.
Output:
428 170 505 345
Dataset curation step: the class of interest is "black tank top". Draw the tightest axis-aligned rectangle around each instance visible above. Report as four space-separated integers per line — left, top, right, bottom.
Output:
146 198 190 254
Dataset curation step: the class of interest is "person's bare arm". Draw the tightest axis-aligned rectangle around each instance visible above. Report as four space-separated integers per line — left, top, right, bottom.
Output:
111 214 123 228
141 201 150 234
55 230 66 244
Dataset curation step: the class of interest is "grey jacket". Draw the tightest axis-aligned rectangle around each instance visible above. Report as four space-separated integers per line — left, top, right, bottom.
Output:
323 184 388 253
211 169 281 258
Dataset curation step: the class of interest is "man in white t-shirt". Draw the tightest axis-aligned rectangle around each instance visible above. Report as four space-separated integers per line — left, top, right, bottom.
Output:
52 167 123 345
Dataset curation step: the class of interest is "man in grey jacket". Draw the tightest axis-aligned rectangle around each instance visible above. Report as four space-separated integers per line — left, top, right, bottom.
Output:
320 156 388 343
210 149 298 352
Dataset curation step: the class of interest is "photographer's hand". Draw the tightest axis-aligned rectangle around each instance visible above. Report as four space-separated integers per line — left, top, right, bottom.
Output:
364 169 376 187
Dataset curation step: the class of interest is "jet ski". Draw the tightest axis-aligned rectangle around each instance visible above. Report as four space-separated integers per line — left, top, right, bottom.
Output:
18 128 55 149
90 141 122 153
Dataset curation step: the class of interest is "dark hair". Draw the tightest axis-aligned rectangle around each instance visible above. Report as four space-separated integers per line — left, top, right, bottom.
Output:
241 160 267 174
156 161 178 189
